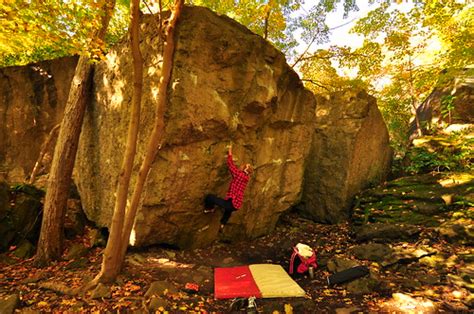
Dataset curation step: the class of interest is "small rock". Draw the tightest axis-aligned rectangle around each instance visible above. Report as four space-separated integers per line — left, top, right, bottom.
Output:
354 223 420 242
20 273 45 284
352 243 392 262
413 202 442 215
335 306 362 314
12 240 34 259
164 250 176 258
192 274 204 284
399 278 422 289
88 228 108 247
64 243 89 261
346 278 377 295
327 257 359 273
71 301 86 311
0 294 20 314
64 257 88 270
441 194 454 205
126 253 146 266
196 265 213 277
288 299 315 313
149 296 168 311
417 274 440 285
317 256 329 268
39 281 76 295
145 281 178 297
222 257 234 265
438 219 474 245
91 283 111 299
0 253 17 265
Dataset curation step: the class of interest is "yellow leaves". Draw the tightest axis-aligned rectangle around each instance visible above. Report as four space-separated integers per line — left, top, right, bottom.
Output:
322 288 334 296
113 298 132 310
122 281 142 297
61 298 78 306
37 301 49 308
272 305 293 314
127 284 141 291
0 0 118 66
343 298 353 304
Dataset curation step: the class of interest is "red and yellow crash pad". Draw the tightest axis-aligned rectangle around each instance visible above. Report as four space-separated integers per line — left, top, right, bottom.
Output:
214 264 306 299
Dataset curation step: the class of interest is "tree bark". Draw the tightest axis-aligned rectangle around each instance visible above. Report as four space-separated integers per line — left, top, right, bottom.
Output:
29 124 60 184
94 0 144 283
408 55 422 137
263 8 271 40
35 0 116 265
119 0 184 263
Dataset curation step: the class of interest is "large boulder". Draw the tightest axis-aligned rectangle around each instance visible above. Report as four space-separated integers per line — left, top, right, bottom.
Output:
75 6 316 248
409 68 474 137
300 90 392 223
0 184 44 252
0 57 78 183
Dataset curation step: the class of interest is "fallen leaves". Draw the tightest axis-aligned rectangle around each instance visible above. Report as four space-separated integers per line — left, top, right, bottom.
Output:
0 212 472 312
37 301 49 308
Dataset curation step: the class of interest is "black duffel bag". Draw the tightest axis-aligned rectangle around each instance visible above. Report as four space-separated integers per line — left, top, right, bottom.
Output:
327 265 369 285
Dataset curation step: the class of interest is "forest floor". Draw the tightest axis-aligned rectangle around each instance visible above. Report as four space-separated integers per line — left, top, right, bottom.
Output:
0 210 472 313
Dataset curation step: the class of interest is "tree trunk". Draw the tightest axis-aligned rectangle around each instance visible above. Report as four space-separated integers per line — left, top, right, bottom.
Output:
29 124 60 184
263 8 271 40
35 0 116 265
93 0 184 284
408 55 422 137
94 0 144 283
119 0 184 263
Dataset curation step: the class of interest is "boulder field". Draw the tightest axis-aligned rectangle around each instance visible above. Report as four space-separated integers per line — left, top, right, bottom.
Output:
0 6 392 248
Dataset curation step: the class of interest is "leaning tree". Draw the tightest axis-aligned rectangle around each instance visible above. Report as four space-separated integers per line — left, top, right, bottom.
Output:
92 0 184 284
35 0 117 264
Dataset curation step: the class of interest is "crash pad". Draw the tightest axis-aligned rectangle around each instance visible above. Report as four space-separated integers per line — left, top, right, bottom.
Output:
214 264 305 299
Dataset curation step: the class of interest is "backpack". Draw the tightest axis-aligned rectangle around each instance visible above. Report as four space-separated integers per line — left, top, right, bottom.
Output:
289 243 317 275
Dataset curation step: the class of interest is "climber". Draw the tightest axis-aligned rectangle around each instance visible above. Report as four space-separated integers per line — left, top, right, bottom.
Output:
204 144 253 232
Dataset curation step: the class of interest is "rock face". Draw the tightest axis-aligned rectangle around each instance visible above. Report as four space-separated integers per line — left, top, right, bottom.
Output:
0 57 78 183
409 69 474 137
75 7 316 248
301 90 392 223
0 184 44 253
352 172 474 230
0 7 392 248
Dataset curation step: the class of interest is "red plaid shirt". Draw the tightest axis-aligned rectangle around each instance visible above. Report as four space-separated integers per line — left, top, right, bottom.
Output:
225 153 250 209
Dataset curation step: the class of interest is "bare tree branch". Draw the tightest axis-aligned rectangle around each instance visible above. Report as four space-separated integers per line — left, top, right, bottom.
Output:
291 17 358 69
301 78 331 91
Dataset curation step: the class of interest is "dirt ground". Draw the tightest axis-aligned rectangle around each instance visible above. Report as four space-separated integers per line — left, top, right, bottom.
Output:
0 211 472 313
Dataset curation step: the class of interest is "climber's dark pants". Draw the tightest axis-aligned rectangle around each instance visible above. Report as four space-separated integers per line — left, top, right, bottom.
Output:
205 194 236 225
